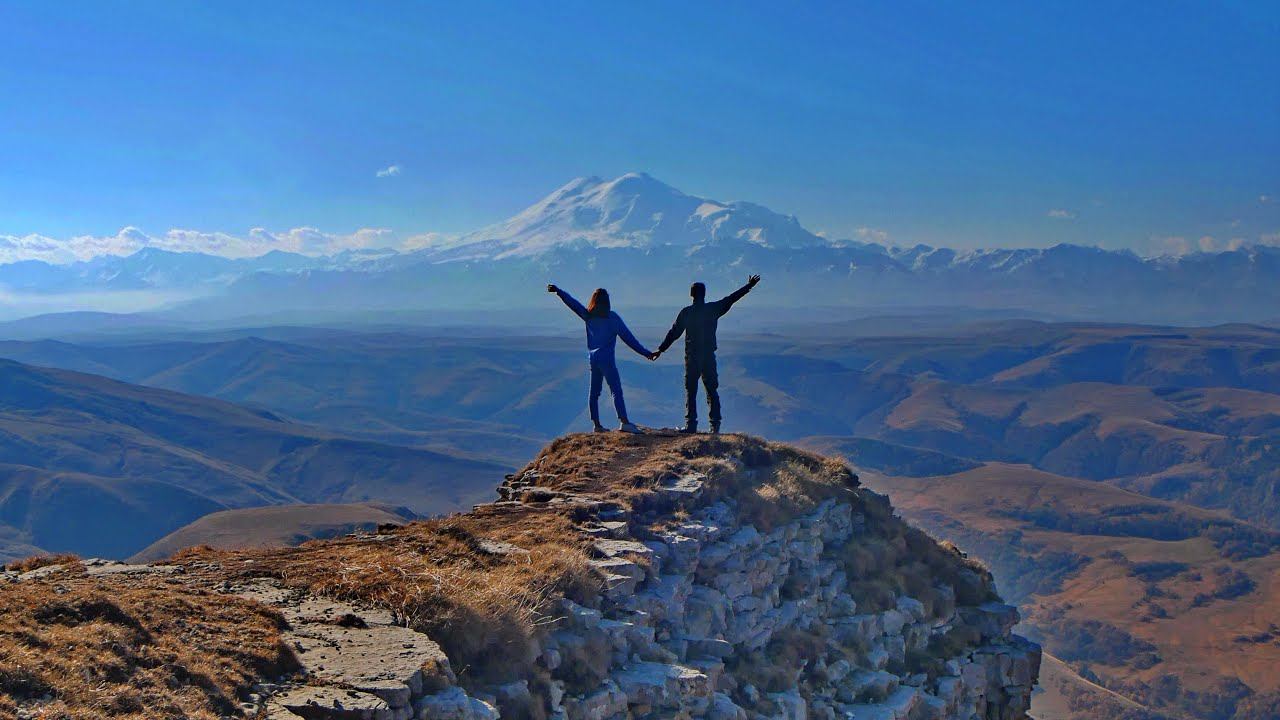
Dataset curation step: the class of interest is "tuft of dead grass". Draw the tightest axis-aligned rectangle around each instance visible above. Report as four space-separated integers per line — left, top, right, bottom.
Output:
0 572 295 720
4 553 80 573
731 456 856 531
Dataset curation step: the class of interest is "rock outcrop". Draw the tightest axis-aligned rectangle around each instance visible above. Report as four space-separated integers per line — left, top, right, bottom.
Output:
253 433 1040 720
0 432 1038 720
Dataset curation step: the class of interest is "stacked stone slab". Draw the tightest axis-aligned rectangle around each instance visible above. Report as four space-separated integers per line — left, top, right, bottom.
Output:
232 582 482 720
525 489 1039 720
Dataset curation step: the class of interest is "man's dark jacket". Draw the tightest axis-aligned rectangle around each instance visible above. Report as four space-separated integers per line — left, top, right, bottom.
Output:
656 283 754 358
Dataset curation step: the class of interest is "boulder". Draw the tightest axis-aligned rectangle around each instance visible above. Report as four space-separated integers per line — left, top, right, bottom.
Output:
414 687 498 720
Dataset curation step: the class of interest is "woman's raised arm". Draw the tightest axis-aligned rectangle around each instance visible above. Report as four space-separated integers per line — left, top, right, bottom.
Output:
547 284 589 320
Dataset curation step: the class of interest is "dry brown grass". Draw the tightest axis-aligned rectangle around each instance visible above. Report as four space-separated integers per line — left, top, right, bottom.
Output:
523 431 858 530
0 571 295 720
862 463 1280 719
4 554 80 573
182 510 600 684
729 456 855 531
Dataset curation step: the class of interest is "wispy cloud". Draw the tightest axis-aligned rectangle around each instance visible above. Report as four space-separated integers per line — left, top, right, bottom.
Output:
1261 194 1274 204
854 227 890 244
1141 232 1280 257
0 226 405 264
376 164 402 178
401 232 459 250
1046 209 1075 220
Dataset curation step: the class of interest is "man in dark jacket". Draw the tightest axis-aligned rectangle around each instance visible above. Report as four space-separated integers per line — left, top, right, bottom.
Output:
653 274 761 433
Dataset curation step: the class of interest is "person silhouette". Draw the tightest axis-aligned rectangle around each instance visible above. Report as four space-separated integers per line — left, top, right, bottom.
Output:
652 275 760 433
548 284 653 433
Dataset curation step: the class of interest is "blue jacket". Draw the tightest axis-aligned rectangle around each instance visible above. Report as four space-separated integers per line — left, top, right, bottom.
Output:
555 289 652 365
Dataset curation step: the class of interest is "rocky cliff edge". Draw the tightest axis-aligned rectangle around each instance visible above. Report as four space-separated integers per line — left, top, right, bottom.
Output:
0 432 1039 720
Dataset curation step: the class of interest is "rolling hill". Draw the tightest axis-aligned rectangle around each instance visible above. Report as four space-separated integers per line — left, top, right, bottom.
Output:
4 322 1276 528
128 502 418 562
0 359 507 560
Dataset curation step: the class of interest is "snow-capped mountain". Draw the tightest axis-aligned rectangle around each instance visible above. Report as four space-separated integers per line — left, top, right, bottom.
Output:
419 172 831 262
1 173 1278 325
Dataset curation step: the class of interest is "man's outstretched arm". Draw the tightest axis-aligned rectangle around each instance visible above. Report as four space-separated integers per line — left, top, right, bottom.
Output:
656 309 688 355
547 284 589 320
716 274 761 316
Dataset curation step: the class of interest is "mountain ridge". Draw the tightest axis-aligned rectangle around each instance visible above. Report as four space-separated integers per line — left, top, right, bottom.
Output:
2 173 1278 324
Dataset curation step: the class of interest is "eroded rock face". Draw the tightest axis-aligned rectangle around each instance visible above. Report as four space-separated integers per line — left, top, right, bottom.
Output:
528 498 1039 720
258 435 1040 720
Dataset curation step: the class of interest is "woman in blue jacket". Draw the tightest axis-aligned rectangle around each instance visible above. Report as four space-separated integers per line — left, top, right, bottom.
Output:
548 284 654 433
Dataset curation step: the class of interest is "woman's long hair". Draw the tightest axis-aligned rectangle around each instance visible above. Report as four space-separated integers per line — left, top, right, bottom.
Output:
587 288 611 317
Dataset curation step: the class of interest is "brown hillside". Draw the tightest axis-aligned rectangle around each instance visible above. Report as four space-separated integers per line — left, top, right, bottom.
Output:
0 359 508 560
854 462 1280 720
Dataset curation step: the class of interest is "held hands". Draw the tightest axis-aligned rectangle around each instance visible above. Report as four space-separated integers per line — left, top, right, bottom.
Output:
648 350 662 361
747 274 761 287
546 284 559 293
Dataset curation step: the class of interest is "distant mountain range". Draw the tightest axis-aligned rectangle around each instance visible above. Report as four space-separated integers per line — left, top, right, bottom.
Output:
2 173 1277 324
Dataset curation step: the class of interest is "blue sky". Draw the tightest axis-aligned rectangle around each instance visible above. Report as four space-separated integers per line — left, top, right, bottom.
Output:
1 0 1277 258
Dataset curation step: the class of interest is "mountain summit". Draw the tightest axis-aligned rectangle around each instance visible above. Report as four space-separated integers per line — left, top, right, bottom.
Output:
452 172 830 258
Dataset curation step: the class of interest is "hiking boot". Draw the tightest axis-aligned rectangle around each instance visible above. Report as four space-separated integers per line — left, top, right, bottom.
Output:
593 424 609 433
619 422 641 434
710 424 721 435
678 424 698 434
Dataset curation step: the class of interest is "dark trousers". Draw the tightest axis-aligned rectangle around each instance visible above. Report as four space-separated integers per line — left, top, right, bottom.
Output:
684 352 720 428
589 359 628 425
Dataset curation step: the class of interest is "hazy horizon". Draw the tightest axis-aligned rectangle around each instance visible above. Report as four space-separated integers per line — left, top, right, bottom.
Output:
3 170 1279 268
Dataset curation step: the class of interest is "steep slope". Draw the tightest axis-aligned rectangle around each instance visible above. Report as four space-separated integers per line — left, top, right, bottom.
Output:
0 432 1039 720
0 359 507 558
846 462 1280 720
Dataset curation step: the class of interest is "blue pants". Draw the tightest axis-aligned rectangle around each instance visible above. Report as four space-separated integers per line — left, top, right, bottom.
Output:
589 359 629 426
